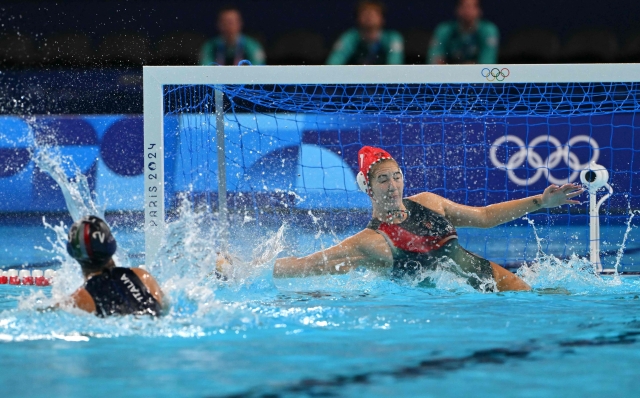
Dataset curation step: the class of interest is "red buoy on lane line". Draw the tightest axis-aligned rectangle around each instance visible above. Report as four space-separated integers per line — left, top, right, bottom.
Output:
20 270 34 285
33 269 50 286
8 269 20 285
44 269 55 285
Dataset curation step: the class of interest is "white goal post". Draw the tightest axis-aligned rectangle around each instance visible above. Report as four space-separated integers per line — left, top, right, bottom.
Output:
143 64 640 267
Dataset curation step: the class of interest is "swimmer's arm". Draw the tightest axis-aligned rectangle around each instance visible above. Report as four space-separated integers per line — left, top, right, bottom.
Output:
433 184 584 228
490 263 531 291
132 268 165 308
274 255 362 277
482 183 584 227
70 288 96 313
274 232 378 278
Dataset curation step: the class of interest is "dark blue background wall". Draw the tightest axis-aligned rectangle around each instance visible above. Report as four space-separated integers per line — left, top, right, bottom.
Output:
2 0 639 47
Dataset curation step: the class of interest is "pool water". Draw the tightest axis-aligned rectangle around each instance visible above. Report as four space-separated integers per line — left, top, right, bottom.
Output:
1 219 640 398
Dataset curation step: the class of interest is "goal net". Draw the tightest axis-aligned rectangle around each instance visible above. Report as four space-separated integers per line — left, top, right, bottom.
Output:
143 65 640 272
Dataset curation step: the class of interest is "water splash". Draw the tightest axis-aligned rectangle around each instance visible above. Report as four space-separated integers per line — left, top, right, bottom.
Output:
2 122 108 301
398 258 495 293
35 218 84 299
14 115 106 221
31 145 102 222
524 216 546 259
27 137 113 303
20 136 289 320
147 194 287 316
612 208 640 274
513 215 640 293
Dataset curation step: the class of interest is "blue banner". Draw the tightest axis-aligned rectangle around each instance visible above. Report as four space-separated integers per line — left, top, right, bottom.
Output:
0 115 147 212
1 113 638 213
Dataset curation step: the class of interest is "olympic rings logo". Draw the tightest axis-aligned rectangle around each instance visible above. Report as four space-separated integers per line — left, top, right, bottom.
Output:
481 67 510 82
489 135 599 186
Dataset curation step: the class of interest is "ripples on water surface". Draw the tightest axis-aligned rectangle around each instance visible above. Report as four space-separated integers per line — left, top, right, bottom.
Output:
1 216 640 397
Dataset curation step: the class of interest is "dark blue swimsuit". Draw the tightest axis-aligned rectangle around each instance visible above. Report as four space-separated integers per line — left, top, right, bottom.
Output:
367 199 494 290
84 267 162 317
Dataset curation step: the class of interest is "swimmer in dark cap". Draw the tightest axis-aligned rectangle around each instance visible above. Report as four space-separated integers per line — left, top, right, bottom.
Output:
67 215 165 317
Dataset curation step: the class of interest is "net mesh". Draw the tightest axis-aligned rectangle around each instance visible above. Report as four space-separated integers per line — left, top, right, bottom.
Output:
167 82 640 116
162 82 640 270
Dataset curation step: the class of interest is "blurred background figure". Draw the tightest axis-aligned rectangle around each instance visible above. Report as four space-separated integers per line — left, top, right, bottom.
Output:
199 5 266 66
428 0 498 64
326 0 403 65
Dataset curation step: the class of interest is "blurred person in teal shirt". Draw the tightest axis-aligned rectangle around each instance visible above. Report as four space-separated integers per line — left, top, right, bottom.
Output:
200 5 265 66
428 0 498 64
327 0 403 65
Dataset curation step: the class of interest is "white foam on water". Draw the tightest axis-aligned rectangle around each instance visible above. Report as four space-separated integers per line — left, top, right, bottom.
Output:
516 215 640 294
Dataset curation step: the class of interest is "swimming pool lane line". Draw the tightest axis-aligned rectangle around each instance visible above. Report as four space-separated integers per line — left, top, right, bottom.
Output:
0 269 54 286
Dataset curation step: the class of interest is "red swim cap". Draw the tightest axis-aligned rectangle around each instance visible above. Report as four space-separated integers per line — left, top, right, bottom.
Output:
356 146 394 192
